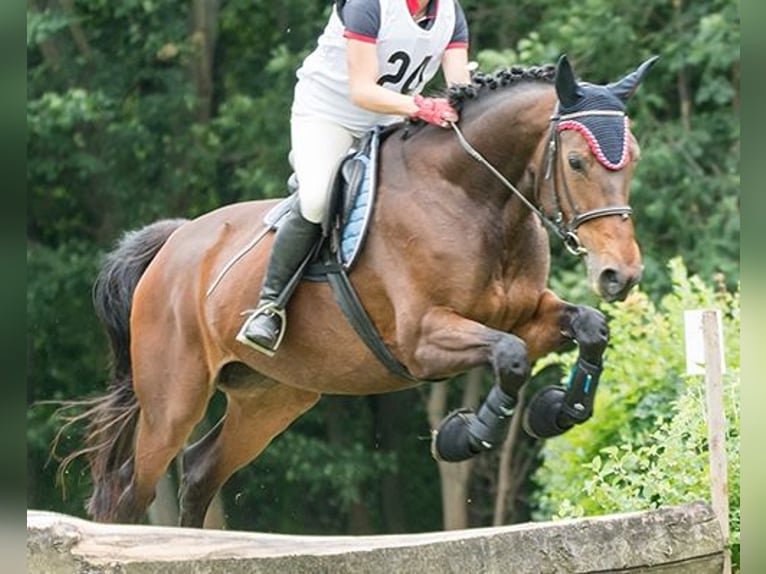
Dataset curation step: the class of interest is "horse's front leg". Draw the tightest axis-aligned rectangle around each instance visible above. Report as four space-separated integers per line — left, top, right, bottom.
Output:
519 291 609 439
409 307 531 463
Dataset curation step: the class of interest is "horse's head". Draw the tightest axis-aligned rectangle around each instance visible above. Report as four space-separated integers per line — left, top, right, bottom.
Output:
539 55 658 302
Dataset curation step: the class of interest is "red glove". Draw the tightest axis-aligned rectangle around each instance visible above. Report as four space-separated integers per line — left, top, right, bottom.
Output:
411 94 458 127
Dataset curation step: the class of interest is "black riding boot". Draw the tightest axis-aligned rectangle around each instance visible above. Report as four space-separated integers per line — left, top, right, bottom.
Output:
236 209 320 354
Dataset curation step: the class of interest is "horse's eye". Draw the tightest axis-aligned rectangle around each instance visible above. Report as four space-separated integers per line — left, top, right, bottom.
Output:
568 154 585 172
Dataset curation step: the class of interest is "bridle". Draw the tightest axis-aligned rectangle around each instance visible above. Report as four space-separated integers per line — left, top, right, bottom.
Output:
449 107 633 257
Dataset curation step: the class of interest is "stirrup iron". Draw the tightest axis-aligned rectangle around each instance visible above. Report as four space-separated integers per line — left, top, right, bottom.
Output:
235 303 287 357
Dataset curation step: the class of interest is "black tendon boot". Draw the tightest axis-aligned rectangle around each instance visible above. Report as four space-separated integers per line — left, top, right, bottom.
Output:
236 209 320 354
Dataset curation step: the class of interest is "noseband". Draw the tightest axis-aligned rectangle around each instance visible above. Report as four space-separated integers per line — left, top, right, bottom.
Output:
450 108 633 257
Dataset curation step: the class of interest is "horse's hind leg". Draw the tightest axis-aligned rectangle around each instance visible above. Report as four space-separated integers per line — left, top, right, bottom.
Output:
114 346 215 524
178 376 320 528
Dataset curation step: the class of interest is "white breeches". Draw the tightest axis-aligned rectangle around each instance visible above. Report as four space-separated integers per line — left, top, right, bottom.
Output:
290 115 360 223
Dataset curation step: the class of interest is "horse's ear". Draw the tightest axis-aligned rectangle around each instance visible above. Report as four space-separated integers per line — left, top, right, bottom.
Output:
607 56 660 102
555 54 584 108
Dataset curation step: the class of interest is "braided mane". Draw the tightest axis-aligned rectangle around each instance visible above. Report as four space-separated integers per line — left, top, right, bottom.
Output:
446 64 557 111
401 64 557 133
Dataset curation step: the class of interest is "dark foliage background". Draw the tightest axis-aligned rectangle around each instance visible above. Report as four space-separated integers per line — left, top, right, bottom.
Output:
27 0 738 536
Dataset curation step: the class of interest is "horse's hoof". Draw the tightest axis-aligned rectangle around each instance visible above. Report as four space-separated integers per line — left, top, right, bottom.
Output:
431 409 480 462
523 386 574 439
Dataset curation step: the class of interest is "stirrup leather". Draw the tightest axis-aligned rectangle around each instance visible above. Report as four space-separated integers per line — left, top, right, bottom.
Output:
235 303 287 357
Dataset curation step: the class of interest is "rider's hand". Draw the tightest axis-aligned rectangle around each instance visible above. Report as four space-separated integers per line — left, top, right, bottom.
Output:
411 95 458 128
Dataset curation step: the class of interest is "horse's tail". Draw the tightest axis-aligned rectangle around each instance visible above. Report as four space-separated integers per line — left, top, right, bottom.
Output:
92 219 188 380
56 218 187 521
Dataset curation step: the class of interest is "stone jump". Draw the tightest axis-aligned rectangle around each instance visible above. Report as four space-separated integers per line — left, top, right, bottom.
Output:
27 501 724 573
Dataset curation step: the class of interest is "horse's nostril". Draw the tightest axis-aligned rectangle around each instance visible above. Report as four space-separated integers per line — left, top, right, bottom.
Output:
599 268 624 298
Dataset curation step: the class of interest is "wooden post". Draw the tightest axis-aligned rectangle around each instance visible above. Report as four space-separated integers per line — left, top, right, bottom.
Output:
700 310 731 574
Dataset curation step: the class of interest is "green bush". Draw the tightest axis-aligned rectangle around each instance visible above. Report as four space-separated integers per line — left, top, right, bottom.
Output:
532 258 740 569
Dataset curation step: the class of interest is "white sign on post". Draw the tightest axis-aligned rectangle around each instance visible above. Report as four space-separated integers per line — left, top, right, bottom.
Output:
683 309 726 375
684 308 731 574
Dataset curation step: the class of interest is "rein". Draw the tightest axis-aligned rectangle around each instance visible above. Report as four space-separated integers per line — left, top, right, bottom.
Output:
449 108 632 257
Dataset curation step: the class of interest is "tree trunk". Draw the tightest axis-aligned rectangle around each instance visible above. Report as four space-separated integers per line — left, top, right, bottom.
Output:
492 391 525 525
57 0 92 57
373 392 411 533
148 472 179 526
28 0 61 69
427 369 483 530
673 0 692 132
347 500 374 535
324 397 374 534
189 0 220 123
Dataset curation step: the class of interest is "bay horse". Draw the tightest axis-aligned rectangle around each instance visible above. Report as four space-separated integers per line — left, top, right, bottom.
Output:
59 55 657 528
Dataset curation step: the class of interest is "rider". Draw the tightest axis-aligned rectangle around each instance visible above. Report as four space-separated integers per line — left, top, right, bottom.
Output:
237 0 472 353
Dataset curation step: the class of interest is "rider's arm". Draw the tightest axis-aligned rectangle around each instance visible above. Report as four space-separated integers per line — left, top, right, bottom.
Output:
441 1 471 86
441 47 471 86
346 39 420 116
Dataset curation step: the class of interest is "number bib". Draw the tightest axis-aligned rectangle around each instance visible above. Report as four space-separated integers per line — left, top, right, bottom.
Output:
293 0 457 132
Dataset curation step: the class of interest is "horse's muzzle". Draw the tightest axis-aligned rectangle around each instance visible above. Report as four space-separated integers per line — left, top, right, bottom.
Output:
598 266 642 302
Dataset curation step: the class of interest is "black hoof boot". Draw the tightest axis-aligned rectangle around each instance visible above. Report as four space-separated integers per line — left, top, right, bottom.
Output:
431 409 480 462
432 385 517 462
522 386 574 439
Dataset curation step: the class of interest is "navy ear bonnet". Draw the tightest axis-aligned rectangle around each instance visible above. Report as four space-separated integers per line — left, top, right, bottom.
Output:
557 83 630 170
554 55 658 171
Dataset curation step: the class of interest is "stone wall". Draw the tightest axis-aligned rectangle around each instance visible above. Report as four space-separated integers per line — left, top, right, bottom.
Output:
27 501 724 573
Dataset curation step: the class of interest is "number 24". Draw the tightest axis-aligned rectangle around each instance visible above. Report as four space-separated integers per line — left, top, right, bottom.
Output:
377 51 433 94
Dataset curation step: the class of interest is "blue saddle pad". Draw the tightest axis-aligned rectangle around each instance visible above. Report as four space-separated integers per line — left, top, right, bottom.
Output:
263 127 381 273
338 132 378 268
